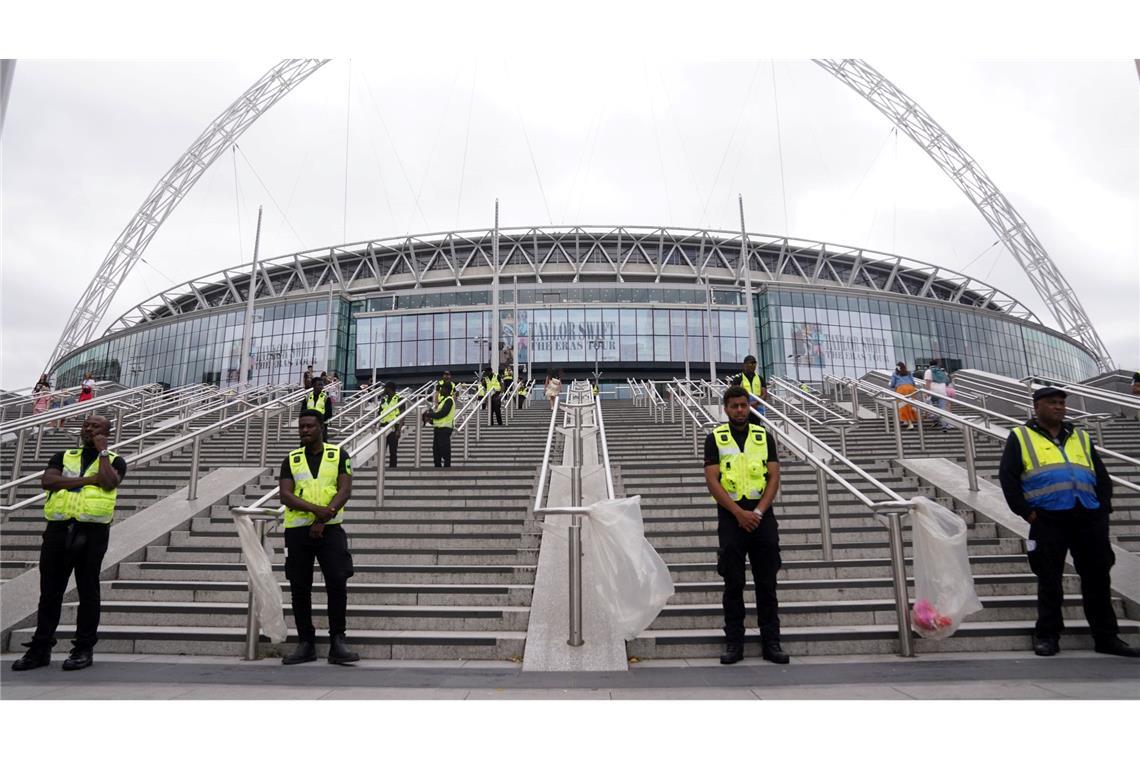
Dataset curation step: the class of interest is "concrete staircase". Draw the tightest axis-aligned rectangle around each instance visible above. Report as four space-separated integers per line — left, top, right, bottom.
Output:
602 397 1140 660
3 400 554 661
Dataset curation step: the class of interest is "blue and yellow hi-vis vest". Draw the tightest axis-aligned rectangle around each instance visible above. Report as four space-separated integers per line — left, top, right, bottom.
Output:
1011 425 1099 512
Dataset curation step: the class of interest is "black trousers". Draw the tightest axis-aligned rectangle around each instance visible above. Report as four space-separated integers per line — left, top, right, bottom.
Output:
386 430 400 468
517 394 525 409
30 521 110 652
717 508 782 644
283 524 352 642
432 427 452 467
490 394 503 425
1027 507 1118 642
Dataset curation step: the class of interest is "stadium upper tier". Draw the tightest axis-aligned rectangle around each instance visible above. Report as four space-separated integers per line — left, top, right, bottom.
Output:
108 226 1040 332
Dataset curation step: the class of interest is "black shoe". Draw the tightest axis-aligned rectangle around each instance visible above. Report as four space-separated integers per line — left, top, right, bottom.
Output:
1093 637 1140 658
11 647 51 672
282 640 317 665
327 633 360 665
1033 637 1060 657
761 642 791 665
62 649 93 671
719 642 744 665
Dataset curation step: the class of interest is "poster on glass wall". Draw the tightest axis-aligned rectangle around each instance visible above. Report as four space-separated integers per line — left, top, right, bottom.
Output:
784 309 893 379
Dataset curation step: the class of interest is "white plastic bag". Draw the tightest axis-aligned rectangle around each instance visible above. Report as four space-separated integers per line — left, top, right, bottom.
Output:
233 514 288 643
909 497 983 639
587 496 675 641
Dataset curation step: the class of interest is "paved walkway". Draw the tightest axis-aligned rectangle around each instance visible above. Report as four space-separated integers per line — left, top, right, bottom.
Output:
2 651 1138 699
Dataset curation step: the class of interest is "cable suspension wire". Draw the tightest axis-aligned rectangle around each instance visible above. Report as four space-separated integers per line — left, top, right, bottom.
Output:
406 66 462 237
454 62 478 228
359 70 431 232
770 60 790 236
234 144 307 249
516 100 553 225
645 65 674 225
658 69 708 230
961 238 1002 272
569 100 607 224
700 60 762 228
231 145 245 263
342 58 352 243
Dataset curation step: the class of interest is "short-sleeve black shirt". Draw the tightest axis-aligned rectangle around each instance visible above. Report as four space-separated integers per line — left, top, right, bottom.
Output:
279 447 352 481
47 448 128 492
703 425 779 510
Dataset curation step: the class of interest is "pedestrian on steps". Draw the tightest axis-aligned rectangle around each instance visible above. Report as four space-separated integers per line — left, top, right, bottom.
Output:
278 409 360 665
704 385 789 666
998 386 1139 658
378 382 403 468
424 381 455 467
889 362 919 429
11 415 126 672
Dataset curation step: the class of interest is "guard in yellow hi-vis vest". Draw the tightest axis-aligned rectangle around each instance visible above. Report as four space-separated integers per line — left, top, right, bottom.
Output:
998 386 1139 658
378 381 404 468
278 409 359 665
703 385 787 666
12 415 127 673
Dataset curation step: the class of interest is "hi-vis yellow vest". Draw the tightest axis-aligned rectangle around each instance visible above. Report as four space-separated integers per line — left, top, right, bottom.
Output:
712 423 769 501
284 444 346 528
43 449 119 524
379 393 402 424
738 373 764 398
432 396 455 428
1011 426 1100 512
304 391 328 415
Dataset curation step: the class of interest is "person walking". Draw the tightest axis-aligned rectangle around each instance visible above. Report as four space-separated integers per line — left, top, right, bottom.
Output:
517 370 529 409
278 409 360 665
11 415 126 671
923 359 952 431
299 376 334 431
730 355 767 413
704 385 788 666
889 362 920 429
544 369 562 410
33 374 52 415
77 372 96 403
998 386 1139 658
302 364 314 390
378 382 403 469
424 381 456 467
487 370 503 426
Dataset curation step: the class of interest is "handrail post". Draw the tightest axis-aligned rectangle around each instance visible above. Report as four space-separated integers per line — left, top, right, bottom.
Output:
376 434 386 510
243 518 268 660
277 405 285 441
817 468 833 561
886 510 915 657
893 403 904 458
476 395 482 442
963 426 979 491
568 514 584 646
464 421 470 462
8 429 27 505
259 408 269 469
850 385 860 420
917 402 927 453
414 414 423 468
114 407 125 447
243 413 251 460
188 435 202 501
839 425 848 458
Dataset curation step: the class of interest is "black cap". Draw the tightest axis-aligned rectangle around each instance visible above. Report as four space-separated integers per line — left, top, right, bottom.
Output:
1032 386 1067 403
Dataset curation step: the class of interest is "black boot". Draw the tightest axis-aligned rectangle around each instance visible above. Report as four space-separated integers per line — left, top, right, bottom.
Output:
719 642 744 665
62 648 94 671
282 640 317 665
327 633 360 665
11 645 52 672
761 641 791 665
1094 636 1140 657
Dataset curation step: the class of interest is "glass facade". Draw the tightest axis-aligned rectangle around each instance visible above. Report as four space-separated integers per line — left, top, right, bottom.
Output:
759 287 1098 383
52 283 1100 390
54 297 351 389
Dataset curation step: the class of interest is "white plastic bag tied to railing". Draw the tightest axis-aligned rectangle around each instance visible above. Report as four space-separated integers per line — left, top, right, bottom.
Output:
909 497 983 639
587 495 674 641
233 514 287 643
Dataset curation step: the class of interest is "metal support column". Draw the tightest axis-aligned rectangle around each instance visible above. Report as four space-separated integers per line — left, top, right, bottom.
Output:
886 511 915 657
567 514 583 647
188 436 202 500
243 518 268 660
817 469 833 561
414 416 423 468
963 426 979 491
259 409 269 469
8 429 27 505
376 435 386 510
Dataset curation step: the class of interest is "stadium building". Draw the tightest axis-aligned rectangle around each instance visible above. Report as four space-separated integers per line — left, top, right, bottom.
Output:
48 225 1101 391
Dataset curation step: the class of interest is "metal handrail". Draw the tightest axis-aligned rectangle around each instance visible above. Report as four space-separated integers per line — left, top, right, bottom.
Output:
847 377 1140 494
0 383 309 511
0 379 120 414
1022 374 1140 413
594 394 616 501
0 383 165 436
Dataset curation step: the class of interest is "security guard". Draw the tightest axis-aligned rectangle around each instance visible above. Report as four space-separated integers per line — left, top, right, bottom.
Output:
517 370 529 409
424 380 456 467
486 369 503 426
278 409 359 665
434 370 453 405
299 377 334 427
502 365 513 387
704 385 788 665
378 382 403 469
731 355 767 412
12 415 126 672
590 378 600 398
998 386 1139 657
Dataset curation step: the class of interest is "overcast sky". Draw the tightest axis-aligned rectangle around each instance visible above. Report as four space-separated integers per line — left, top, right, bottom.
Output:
1 53 1137 387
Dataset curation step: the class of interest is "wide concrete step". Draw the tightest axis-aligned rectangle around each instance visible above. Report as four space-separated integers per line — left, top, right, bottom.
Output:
104 578 533 605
